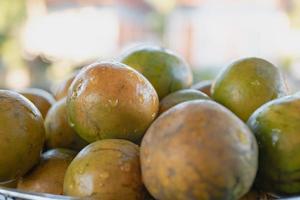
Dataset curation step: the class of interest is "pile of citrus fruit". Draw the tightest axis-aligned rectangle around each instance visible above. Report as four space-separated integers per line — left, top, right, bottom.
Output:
0 45 298 200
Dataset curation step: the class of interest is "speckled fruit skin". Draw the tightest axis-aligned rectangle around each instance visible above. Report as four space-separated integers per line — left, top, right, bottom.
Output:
191 80 212 97
17 148 76 195
63 139 144 200
120 46 193 99
67 62 159 143
248 95 300 194
19 88 56 119
211 57 287 122
141 100 258 200
45 98 87 151
0 90 45 182
159 89 210 114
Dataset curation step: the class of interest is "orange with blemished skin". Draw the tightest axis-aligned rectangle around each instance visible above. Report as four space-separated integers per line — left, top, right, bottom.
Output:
19 88 56 119
141 100 258 200
63 139 144 200
211 57 287 122
159 89 210 114
0 90 45 182
17 148 76 195
67 62 159 143
45 98 87 151
120 46 193 99
248 95 300 194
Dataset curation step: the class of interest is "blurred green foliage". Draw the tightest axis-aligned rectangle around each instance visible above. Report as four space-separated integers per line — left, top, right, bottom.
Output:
0 0 26 69
0 0 26 44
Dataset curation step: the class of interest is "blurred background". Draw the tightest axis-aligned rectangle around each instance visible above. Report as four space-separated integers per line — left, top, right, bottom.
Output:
1 0 300 92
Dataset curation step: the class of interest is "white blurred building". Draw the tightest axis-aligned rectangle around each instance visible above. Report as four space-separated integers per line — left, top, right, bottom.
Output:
166 0 292 68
